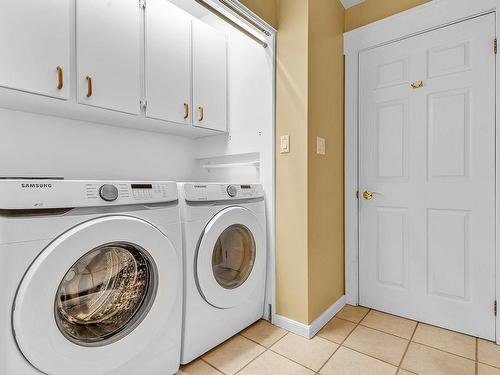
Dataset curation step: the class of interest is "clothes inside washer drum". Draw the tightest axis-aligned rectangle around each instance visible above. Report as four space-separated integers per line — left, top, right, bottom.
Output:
55 244 152 345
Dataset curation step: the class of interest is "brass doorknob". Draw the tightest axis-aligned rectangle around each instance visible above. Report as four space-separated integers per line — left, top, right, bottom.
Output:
363 191 380 200
411 80 424 89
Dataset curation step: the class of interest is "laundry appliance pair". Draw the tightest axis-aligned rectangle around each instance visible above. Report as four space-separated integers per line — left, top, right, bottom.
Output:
0 179 267 375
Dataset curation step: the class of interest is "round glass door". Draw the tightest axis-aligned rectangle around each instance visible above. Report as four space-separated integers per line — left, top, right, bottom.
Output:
55 242 156 346
196 206 266 309
212 224 256 289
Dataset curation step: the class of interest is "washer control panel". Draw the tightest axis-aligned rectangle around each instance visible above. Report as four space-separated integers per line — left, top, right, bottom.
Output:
183 183 264 202
86 182 176 203
0 180 178 210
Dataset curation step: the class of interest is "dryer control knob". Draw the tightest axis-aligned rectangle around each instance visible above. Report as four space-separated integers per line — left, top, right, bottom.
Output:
227 185 238 197
99 184 119 202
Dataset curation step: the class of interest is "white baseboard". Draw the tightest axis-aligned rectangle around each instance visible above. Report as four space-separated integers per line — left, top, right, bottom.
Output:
272 314 310 338
272 295 346 339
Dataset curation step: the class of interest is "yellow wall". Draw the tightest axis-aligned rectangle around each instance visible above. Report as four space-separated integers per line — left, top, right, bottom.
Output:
274 0 310 324
307 0 345 321
239 0 278 29
241 0 345 324
345 0 431 31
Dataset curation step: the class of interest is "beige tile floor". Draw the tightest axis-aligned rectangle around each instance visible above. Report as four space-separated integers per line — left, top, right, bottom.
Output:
177 305 500 375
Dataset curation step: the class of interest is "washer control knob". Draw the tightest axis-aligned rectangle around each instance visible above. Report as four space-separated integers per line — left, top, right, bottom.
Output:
99 184 119 202
227 185 238 197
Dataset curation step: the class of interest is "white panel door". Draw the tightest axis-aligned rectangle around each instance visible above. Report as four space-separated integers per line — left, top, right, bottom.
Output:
145 0 191 124
77 0 140 114
192 20 227 132
359 14 496 339
0 0 69 99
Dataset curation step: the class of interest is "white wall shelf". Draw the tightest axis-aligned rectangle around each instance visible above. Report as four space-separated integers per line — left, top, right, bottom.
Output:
202 161 260 170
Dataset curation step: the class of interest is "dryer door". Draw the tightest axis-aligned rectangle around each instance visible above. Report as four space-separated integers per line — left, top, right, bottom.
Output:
196 206 266 309
13 215 180 375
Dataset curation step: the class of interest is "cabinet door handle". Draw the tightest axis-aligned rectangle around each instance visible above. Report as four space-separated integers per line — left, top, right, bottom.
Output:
184 103 189 119
56 66 64 90
85 76 93 98
198 106 204 122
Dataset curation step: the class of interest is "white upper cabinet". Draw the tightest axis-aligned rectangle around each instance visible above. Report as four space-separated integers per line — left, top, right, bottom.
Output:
0 0 70 99
77 0 141 115
145 0 192 124
192 20 228 132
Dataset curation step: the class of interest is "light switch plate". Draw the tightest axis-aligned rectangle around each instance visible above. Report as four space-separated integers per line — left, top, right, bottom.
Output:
280 135 290 153
317 137 326 155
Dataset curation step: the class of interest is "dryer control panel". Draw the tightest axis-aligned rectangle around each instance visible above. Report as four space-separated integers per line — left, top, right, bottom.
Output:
183 183 264 202
0 180 178 210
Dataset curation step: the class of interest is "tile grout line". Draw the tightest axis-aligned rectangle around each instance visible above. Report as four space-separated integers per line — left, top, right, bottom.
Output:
340 344 404 369
190 307 491 375
267 346 323 372
232 345 269 375
410 338 478 362
338 331 478 371
316 308 370 374
201 334 268 375
240 331 329 374
315 339 342 374
397 321 419 373
357 322 415 340
238 329 287 349
336 313 419 342
475 338 478 375
335 310 476 370
344 316 479 364
339 309 410 369
325 309 416 370
200 357 229 375
289 310 499 372
213 326 288 375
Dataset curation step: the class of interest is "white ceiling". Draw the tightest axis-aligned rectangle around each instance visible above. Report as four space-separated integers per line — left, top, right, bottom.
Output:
339 0 365 8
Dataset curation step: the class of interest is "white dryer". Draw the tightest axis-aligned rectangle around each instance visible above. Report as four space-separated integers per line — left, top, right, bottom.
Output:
178 183 267 364
0 179 182 375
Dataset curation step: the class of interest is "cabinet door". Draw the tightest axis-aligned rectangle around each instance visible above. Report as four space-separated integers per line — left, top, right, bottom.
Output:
0 0 69 99
145 0 191 124
77 0 141 114
192 20 227 132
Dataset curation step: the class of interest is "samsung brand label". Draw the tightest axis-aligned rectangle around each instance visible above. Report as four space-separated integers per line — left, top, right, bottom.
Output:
21 183 53 189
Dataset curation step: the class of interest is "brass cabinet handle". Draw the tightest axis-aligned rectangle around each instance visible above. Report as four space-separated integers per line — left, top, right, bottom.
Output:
363 191 381 200
198 106 204 122
56 66 64 90
183 103 189 119
85 76 93 98
411 80 424 89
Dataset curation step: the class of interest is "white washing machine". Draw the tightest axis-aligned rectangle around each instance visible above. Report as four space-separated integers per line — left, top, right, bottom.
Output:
0 179 182 375
178 183 267 364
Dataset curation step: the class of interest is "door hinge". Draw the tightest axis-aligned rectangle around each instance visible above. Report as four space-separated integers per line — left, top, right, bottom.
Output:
495 300 497 316
494 38 497 54
140 100 148 110
356 191 359 199
139 0 146 9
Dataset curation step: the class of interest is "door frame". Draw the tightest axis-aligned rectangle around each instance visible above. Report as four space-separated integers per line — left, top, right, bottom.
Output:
344 0 500 343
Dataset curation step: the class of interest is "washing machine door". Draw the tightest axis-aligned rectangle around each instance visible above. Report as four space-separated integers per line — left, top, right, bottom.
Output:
196 206 266 309
13 215 180 375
